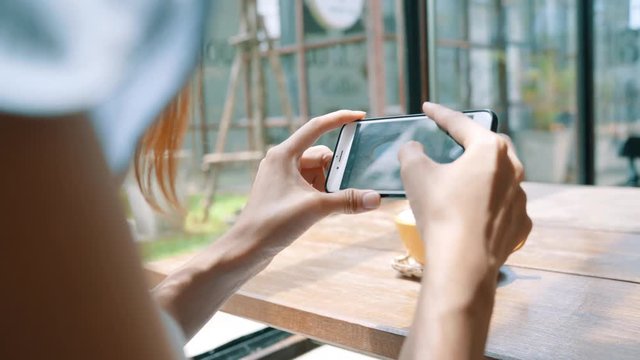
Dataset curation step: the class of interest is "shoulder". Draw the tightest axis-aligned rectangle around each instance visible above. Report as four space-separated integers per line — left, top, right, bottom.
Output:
0 0 204 116
0 0 207 172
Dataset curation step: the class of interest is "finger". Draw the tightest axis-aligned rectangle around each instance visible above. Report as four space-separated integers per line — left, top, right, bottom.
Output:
398 142 436 222
319 188 381 214
312 170 327 191
283 110 366 155
516 192 533 251
301 167 327 191
398 141 437 172
299 145 333 169
422 102 489 148
509 188 531 253
519 215 533 249
498 134 525 182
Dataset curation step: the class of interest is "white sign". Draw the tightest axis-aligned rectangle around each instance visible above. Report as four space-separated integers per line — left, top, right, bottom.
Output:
258 0 281 38
305 0 365 31
631 0 640 30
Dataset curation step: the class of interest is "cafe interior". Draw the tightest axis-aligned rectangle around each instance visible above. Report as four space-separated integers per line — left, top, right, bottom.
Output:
3 0 640 359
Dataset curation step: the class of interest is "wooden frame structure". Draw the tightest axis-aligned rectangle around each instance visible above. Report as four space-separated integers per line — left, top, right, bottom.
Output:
200 0 294 220
190 0 407 135
195 0 409 214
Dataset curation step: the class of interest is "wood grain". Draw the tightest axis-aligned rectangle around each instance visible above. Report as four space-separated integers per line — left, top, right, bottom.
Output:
507 226 640 283
147 183 640 359
522 183 640 233
221 241 640 359
250 195 640 283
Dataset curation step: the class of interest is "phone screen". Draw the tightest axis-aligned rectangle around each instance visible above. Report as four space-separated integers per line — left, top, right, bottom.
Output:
339 115 463 191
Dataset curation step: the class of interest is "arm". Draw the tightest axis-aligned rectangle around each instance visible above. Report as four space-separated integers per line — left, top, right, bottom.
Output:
400 230 498 360
398 103 532 359
0 113 178 359
153 110 382 338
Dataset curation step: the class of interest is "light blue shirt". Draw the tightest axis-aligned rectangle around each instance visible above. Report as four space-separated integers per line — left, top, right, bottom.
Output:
0 0 205 173
0 1 206 356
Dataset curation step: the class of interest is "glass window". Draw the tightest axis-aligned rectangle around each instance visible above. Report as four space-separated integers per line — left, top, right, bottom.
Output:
430 0 579 183
594 0 640 186
131 0 408 260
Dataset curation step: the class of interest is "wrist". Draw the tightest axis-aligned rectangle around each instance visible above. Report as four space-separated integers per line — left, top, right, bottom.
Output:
425 266 497 311
214 222 277 276
152 224 274 337
422 226 499 307
420 272 496 359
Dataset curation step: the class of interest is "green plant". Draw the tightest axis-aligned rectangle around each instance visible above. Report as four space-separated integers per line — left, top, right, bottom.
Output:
521 50 576 130
140 194 247 261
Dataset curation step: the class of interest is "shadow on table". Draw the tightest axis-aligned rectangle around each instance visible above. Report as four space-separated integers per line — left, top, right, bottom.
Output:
498 266 541 288
253 232 399 294
487 253 640 359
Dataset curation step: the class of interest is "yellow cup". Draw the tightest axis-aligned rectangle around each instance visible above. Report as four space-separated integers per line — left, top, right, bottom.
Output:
394 209 526 264
394 209 426 264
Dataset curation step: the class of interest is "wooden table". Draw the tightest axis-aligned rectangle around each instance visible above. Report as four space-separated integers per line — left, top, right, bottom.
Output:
148 183 640 359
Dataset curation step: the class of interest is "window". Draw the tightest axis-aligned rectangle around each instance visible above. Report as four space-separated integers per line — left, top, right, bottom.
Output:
189 0 406 166
427 0 640 186
429 0 579 183
594 0 640 185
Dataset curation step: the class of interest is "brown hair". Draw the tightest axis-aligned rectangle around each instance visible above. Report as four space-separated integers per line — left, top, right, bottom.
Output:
134 86 192 213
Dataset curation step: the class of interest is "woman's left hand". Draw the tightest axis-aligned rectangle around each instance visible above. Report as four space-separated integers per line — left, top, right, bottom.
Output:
154 110 381 337
234 110 381 256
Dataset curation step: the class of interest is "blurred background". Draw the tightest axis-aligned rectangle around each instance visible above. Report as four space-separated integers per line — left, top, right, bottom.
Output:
130 0 640 260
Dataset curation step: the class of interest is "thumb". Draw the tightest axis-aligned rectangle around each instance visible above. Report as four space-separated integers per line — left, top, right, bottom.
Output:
320 189 381 215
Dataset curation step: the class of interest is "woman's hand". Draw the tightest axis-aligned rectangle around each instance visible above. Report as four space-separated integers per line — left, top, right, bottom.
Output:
398 102 532 360
234 109 381 256
399 102 531 285
155 110 381 338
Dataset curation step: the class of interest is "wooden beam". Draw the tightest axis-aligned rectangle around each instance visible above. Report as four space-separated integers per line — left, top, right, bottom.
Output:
295 0 309 120
395 0 407 113
188 116 305 130
242 334 319 360
202 151 264 167
366 0 387 116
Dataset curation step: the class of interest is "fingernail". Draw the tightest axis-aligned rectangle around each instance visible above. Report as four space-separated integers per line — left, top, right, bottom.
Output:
406 141 423 150
362 191 381 210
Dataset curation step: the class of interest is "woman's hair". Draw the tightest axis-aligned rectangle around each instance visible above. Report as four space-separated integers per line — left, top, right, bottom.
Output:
134 86 192 212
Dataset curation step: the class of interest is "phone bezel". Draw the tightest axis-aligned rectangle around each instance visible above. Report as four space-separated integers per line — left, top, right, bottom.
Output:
325 110 498 196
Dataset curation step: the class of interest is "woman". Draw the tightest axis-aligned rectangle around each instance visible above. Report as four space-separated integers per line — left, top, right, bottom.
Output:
0 1 530 359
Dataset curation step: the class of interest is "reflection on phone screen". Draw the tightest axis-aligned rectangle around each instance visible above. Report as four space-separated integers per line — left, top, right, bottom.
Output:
340 117 462 191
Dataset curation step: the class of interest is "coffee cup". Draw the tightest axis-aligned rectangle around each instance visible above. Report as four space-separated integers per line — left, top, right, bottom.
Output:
394 209 425 264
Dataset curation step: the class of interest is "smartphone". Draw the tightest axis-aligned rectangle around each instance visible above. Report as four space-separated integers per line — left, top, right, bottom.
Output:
325 110 498 196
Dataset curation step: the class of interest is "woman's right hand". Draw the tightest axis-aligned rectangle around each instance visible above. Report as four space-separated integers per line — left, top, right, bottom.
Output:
398 102 532 359
399 102 531 289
